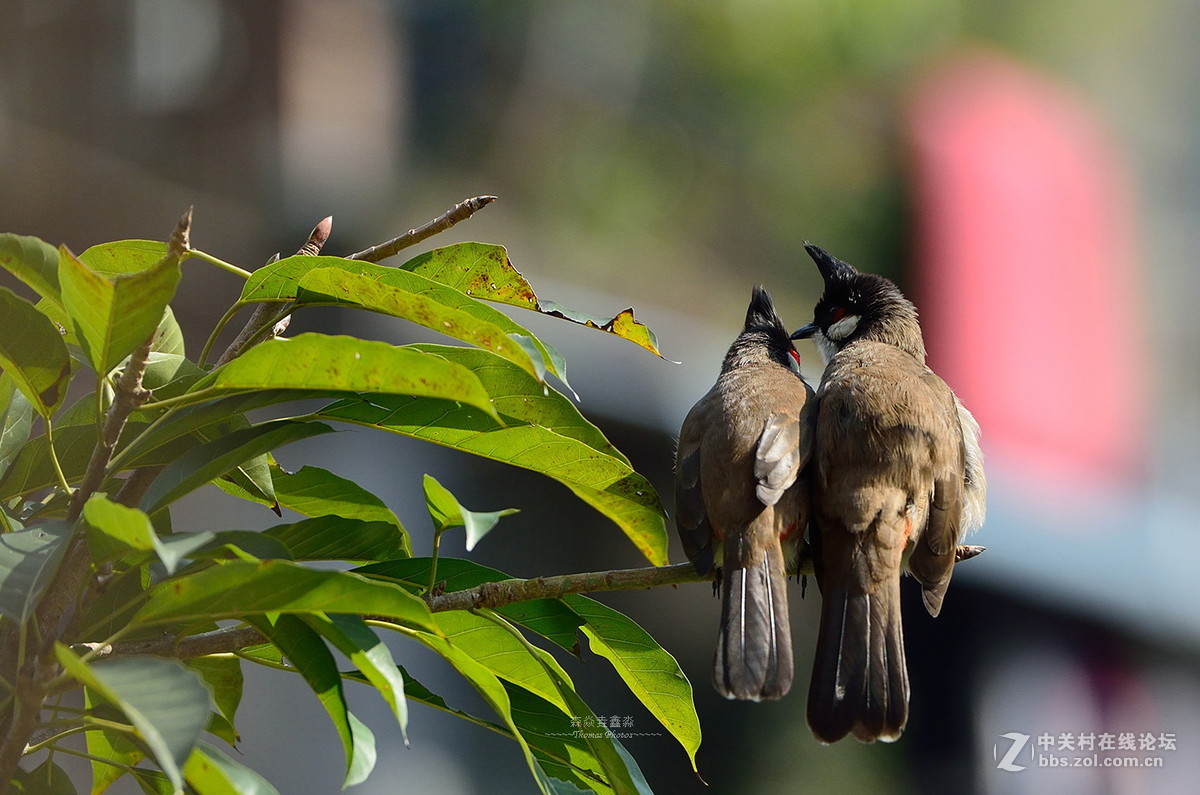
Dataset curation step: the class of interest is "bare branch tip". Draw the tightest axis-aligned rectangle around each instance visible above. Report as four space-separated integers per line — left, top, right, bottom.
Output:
313 215 333 240
297 216 333 257
169 206 193 255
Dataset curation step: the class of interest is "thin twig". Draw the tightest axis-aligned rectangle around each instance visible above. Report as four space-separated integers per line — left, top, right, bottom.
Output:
346 195 497 263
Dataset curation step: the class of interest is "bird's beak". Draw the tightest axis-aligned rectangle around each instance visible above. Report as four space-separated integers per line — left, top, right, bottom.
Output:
790 323 817 340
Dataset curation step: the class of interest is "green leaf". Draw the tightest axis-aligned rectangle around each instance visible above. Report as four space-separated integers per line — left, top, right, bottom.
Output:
401 627 553 794
117 342 498 477
503 685 618 794
56 647 212 792
365 554 700 772
250 261 551 381
84 691 145 793
400 242 666 359
193 530 288 562
0 233 61 304
58 243 181 374
399 243 539 310
82 493 160 566
0 287 71 415
186 656 244 744
0 375 34 476
230 449 277 509
33 297 77 347
16 758 76 794
476 609 651 795
318 346 668 565
271 255 573 389
264 516 408 562
183 333 500 423
423 474 517 550
271 465 410 556
301 613 408 742
184 743 279 795
128 769 175 795
156 531 221 571
140 352 206 396
73 564 156 646
356 558 583 654
0 398 167 500
252 615 375 788
132 559 435 630
77 239 167 276
563 594 701 771
0 520 72 623
153 305 186 357
547 778 596 795
139 419 335 515
434 610 573 715
389 665 618 795
539 301 667 361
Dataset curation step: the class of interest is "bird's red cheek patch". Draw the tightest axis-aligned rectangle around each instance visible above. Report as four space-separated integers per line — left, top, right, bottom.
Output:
780 521 798 541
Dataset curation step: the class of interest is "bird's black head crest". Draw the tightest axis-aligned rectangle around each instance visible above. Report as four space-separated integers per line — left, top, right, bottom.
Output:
795 242 925 361
743 284 785 334
720 284 801 375
804 243 859 287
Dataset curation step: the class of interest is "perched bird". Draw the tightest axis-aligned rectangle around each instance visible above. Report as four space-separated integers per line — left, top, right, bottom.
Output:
792 244 986 743
675 286 815 700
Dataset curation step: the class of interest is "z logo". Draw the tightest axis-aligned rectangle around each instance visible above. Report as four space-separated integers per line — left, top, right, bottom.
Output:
994 732 1031 772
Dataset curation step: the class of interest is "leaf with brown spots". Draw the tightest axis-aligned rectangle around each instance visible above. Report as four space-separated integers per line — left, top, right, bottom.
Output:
400 243 669 359
539 301 667 360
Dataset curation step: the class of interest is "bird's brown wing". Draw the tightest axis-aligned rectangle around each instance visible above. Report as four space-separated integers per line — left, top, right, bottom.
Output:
675 389 716 574
907 370 966 617
754 411 804 506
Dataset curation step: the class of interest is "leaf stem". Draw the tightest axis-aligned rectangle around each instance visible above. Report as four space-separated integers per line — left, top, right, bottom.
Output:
427 528 445 595
198 302 244 368
186 248 252 279
42 419 73 497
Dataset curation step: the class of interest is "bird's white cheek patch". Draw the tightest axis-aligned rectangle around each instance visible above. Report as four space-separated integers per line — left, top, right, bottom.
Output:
827 314 860 341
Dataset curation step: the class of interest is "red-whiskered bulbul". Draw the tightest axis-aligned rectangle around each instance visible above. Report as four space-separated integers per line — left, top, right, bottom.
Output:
792 244 986 742
675 286 816 700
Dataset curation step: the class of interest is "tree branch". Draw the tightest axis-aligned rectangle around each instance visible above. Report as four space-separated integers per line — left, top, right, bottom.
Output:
346 195 497 263
79 626 268 663
85 546 985 663
425 562 704 612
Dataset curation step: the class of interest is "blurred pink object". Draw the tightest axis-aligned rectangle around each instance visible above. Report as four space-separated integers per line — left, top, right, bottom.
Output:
907 51 1146 493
